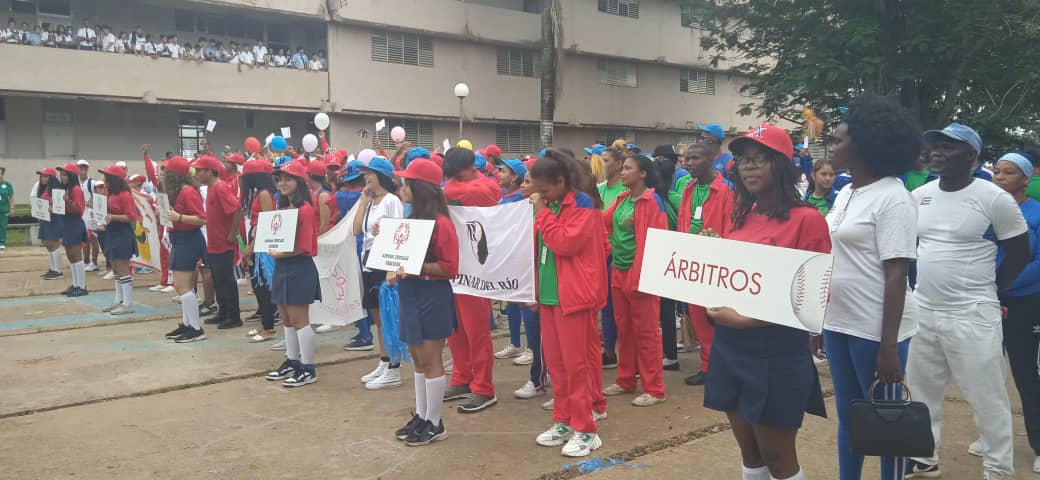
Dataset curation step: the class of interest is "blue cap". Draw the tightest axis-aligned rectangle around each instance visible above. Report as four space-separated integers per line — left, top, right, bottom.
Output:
539 148 546 158
340 160 363 182
583 144 606 155
474 151 488 172
274 156 293 169
923 123 982 155
406 147 430 164
998 153 1034 181
697 123 726 141
626 143 641 153
359 156 395 179
495 158 528 181
793 143 807 152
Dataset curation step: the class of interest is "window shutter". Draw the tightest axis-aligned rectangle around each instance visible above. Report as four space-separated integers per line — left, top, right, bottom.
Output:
495 126 540 154
371 30 433 67
375 119 435 149
497 47 542 78
597 59 637 87
598 0 639 18
680 70 715 95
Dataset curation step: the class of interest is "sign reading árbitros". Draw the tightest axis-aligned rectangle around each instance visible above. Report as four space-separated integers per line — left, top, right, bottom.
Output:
448 202 536 303
638 228 832 333
255 209 298 253
364 218 435 275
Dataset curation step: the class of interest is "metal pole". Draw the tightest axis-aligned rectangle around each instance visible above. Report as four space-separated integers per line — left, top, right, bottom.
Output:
458 98 464 139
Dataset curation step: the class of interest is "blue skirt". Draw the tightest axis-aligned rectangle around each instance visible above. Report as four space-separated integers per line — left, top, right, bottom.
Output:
704 324 826 430
102 221 137 260
62 214 87 247
398 277 456 346
272 255 320 306
169 229 206 272
38 214 63 241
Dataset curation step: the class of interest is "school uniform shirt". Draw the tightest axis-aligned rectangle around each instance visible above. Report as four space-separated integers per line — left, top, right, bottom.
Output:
106 191 141 222
253 46 267 62
604 189 668 287
422 214 461 280
143 42 157 55
824 177 918 342
76 27 96 47
913 179 1028 309
274 55 287 67
101 33 117 52
168 43 182 59
204 180 240 254
66 185 86 216
443 171 501 207
597 181 627 211
173 186 206 231
997 198 1040 299
291 202 319 257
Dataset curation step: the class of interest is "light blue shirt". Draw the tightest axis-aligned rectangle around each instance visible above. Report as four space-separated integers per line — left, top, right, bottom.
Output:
291 52 307 69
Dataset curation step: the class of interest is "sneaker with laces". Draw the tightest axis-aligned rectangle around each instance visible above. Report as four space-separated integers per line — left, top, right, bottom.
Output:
984 472 1012 480
174 327 207 343
60 286 75 296
315 324 337 333
171 295 181 303
562 432 602 457
148 285 165 292
101 301 121 313
663 358 680 371
968 438 985 457
270 339 287 351
904 460 940 478
199 303 218 317
283 364 317 388
458 394 497 413
109 305 135 315
602 352 618 369
361 360 389 383
514 381 546 399
603 384 635 396
67 287 88 297
395 414 424 441
84 263 98 272
343 338 375 351
165 324 187 339
43 270 64 280
536 423 574 447
365 367 402 390
494 344 524 359
160 285 176 293
443 384 472 401
513 348 534 366
405 419 447 446
592 410 608 422
265 359 298 381
102 271 115 280
632 393 666 407
1033 456 1040 473
541 398 555 411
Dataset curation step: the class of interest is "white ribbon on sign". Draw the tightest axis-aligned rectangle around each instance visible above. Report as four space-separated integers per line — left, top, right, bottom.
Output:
448 202 536 303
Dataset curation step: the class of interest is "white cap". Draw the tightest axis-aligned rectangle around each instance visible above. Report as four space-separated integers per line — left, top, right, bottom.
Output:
76 159 89 166
95 180 105 186
115 161 127 168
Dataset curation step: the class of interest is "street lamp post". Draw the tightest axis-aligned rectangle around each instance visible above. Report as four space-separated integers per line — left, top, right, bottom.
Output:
454 82 469 140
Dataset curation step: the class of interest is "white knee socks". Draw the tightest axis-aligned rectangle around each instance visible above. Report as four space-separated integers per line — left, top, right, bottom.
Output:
181 291 200 329
414 373 428 419
425 375 446 425
71 261 85 288
118 276 133 305
742 465 770 480
49 250 62 272
113 281 123 304
284 326 300 361
772 469 804 480
297 326 316 365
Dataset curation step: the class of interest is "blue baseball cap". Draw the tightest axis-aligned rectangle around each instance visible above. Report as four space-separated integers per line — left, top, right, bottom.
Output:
495 158 528 181
697 123 726 141
340 160 363 183
474 151 488 172
923 123 982 155
359 156 395 179
626 143 641 153
274 156 293 169
583 144 606 155
406 147 430 164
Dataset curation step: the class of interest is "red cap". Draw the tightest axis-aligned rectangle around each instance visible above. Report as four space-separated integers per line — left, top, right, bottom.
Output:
128 174 146 183
191 154 223 173
37 167 59 177
523 157 537 170
484 144 502 158
306 160 329 177
429 152 444 167
98 165 127 178
242 159 273 175
729 124 794 162
163 156 191 175
395 158 443 186
225 152 246 165
275 160 308 180
57 162 79 175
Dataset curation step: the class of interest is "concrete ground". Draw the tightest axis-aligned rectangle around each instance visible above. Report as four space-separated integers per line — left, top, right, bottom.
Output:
1 246 1036 479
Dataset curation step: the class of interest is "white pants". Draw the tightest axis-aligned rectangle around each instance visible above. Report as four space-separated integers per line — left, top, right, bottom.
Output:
907 303 1014 475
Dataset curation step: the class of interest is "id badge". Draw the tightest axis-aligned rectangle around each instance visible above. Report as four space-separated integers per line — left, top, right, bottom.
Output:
540 246 547 265
694 206 703 220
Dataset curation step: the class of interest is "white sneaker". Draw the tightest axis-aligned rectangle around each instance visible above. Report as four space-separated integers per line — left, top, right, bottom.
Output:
592 409 608 422
102 271 115 280
514 380 545 399
84 262 98 272
1033 455 1040 473
270 339 286 351
561 431 602 457
161 285 176 293
984 471 1013 480
172 295 181 303
148 285 165 292
444 357 453 375
495 344 524 359
536 423 574 447
361 360 389 383
315 324 337 334
109 305 135 315
365 367 402 390
237 278 247 286
968 438 985 457
541 398 554 411
513 348 534 365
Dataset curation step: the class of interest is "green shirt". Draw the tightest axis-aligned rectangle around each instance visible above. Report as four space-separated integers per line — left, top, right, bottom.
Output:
1028 177 1040 202
687 183 712 234
806 194 830 216
904 170 930 191
598 180 627 211
537 202 562 306
0 180 12 214
610 196 637 270
667 175 692 230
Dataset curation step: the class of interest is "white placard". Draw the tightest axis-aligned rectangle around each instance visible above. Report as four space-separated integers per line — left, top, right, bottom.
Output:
265 133 275 146
281 127 292 139
31 197 50 222
443 138 451 152
255 209 298 253
375 119 386 132
206 120 217 132
364 218 435 275
92 195 107 226
448 203 536 302
638 228 833 333
51 188 65 215
156 193 172 228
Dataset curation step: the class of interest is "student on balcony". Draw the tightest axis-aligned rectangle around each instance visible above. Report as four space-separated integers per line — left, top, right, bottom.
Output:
76 19 96 51
291 47 308 70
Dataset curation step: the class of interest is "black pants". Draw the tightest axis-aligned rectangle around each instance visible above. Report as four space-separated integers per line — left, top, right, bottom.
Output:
1003 293 1040 455
208 250 241 322
250 260 275 330
659 297 677 361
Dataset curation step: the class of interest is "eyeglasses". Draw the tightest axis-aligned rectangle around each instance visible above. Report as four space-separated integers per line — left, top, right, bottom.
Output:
733 153 771 168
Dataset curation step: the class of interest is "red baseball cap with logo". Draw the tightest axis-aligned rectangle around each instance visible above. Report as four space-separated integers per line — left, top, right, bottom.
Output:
98 164 127 178
128 174 146 184
274 160 308 180
163 156 191 175
242 159 273 175
57 162 79 176
225 152 246 165
484 144 502 158
396 158 443 186
306 160 329 177
191 154 223 173
37 167 59 177
729 124 794 162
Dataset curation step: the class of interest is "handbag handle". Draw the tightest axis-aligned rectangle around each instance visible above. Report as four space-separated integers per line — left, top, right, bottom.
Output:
866 379 913 405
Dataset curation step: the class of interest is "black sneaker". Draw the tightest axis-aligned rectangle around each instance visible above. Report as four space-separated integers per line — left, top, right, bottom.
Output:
283 364 317 388
174 327 207 343
443 384 472 401
663 359 680 371
904 460 940 478
602 352 618 369
43 270 64 280
246 311 263 321
343 338 375 351
266 359 298 381
199 303 218 317
217 318 243 329
204 314 224 325
457 394 497 413
67 287 88 298
684 371 707 386
395 413 424 441
165 324 187 339
60 286 75 295
405 419 447 446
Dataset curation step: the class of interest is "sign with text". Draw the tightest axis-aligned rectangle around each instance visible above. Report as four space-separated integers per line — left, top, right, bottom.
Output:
51 189 65 215
255 209 298 253
156 193 172 228
31 197 50 222
92 195 107 226
638 228 833 333
448 202 536 302
364 218 435 275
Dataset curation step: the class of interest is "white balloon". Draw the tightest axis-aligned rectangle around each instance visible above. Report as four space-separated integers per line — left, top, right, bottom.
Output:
302 134 319 153
314 112 330 131
357 149 377 166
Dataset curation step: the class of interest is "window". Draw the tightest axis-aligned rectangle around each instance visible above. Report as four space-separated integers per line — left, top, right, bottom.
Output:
305 27 327 43
597 59 637 87
267 24 289 45
375 119 434 149
174 10 195 32
598 0 639 18
244 111 255 129
178 110 206 159
14 0 71 16
680 5 707 29
245 21 264 42
11 0 35 14
680 69 716 95
497 47 541 78
371 30 434 67
596 130 635 146
496 126 540 154
206 15 226 36
226 15 244 38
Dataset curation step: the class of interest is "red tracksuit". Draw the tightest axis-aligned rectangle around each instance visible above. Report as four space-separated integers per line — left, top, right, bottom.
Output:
537 191 608 433
604 189 668 398
676 174 734 374
443 169 502 398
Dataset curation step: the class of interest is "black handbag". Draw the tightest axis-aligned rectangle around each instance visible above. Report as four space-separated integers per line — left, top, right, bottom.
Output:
849 380 935 458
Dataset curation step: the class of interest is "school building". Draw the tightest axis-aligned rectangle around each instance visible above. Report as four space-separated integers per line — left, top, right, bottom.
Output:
0 0 766 189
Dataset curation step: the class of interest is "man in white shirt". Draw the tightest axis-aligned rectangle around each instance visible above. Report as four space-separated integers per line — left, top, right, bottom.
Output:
76 159 102 272
239 49 254 66
168 35 182 59
76 19 96 50
100 26 116 52
905 123 1032 480
253 40 267 66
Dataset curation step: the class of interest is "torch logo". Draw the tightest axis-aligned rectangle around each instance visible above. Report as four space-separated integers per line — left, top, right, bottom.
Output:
270 213 283 236
393 223 411 249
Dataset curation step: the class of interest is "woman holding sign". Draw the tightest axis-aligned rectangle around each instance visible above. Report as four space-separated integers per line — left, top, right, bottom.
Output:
36 168 64 280
240 159 278 343
56 163 89 297
264 161 322 388
161 156 209 343
704 125 830 480
601 155 669 407
98 165 141 316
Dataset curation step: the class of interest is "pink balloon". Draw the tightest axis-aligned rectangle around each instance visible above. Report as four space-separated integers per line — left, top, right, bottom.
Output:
357 149 377 166
390 126 406 143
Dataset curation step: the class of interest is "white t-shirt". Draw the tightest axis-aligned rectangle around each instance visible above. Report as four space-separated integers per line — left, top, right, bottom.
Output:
361 192 404 260
239 51 254 65
253 45 267 62
168 43 182 59
101 33 116 52
824 177 918 341
274 55 287 67
913 179 1028 309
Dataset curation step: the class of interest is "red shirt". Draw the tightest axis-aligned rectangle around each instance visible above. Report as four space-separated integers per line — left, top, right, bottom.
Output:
249 191 275 232
205 180 240 253
726 205 831 254
423 214 460 280
106 191 141 222
443 169 501 207
66 185 85 216
311 189 339 232
291 201 318 257
172 185 205 231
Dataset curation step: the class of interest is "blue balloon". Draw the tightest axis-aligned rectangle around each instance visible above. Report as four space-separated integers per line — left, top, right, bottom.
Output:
271 135 288 152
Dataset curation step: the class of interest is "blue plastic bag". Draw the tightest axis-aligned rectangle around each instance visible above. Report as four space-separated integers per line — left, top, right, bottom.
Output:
379 282 411 364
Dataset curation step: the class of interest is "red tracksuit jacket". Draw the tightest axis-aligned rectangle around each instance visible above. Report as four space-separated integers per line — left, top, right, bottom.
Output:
677 174 735 237
603 189 668 292
535 191 608 315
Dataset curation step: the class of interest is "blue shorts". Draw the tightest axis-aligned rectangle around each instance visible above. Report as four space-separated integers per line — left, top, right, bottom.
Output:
398 277 456 346
38 215 63 241
102 221 137 260
272 255 320 306
169 229 206 272
62 214 87 247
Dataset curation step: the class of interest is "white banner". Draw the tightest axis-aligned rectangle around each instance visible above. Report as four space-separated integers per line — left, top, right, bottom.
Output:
130 191 161 271
638 228 832 333
31 197 50 222
365 218 435 275
255 209 298 253
448 202 536 303
309 202 366 326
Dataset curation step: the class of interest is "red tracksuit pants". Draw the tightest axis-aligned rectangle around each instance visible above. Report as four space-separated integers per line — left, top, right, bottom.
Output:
611 268 665 398
541 305 606 433
688 304 713 373
448 293 495 397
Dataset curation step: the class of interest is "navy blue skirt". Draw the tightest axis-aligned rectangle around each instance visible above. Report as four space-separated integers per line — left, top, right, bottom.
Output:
102 221 137 260
272 255 320 306
398 277 456 346
704 324 826 430
38 214 63 241
62 214 87 247
169 229 206 272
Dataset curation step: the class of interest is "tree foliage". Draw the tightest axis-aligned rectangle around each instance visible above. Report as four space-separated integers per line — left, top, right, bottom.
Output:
693 0 1040 156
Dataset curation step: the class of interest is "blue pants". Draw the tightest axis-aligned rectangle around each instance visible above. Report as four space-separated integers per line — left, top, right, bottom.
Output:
507 303 524 348
355 316 372 343
601 257 617 352
524 307 546 388
824 330 911 480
